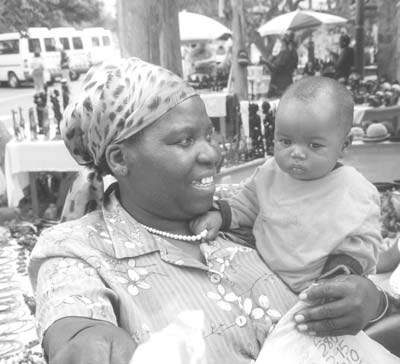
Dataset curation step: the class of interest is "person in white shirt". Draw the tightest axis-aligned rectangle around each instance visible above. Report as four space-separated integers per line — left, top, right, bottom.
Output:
30 49 45 93
191 76 382 292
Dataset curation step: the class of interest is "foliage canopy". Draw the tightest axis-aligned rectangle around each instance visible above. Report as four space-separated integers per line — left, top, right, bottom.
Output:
0 0 105 32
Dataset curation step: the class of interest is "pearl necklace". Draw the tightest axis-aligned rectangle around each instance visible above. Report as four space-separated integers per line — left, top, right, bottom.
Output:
139 223 208 242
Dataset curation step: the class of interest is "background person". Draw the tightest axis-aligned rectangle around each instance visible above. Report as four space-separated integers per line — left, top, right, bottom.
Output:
334 34 354 82
59 45 70 82
28 58 390 364
263 31 298 98
30 49 46 93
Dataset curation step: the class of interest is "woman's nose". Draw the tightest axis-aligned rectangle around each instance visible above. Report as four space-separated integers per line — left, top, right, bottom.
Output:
290 146 306 160
197 140 220 165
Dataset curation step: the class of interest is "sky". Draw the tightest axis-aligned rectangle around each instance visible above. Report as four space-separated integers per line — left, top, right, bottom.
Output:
101 0 117 16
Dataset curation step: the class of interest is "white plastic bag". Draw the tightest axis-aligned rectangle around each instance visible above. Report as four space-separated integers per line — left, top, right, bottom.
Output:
256 301 400 364
130 310 206 364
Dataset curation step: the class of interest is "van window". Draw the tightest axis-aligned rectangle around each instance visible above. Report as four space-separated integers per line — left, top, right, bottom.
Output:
59 37 70 50
91 37 100 47
102 36 111 46
28 38 41 53
44 37 57 52
72 37 83 50
0 39 19 54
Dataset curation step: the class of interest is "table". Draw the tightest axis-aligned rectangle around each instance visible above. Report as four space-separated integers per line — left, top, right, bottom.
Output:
5 138 82 211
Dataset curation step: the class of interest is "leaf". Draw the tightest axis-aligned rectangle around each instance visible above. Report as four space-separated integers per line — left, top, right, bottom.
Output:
63 296 75 304
77 295 92 304
251 308 264 320
136 268 148 276
243 298 253 315
206 292 221 300
136 281 150 289
115 276 128 284
128 285 139 296
128 269 140 281
258 295 270 309
217 300 232 311
224 292 238 302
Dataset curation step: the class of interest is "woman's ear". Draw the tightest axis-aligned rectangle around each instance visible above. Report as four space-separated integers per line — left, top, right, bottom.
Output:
105 144 128 177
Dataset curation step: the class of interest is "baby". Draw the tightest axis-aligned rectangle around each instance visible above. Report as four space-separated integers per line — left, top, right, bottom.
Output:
192 76 382 292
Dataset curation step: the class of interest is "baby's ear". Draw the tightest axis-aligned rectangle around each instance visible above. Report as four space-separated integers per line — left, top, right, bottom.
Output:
340 132 352 156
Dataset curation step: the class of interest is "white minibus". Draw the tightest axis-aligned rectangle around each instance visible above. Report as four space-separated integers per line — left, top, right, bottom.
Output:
81 27 118 65
50 27 90 80
0 27 60 87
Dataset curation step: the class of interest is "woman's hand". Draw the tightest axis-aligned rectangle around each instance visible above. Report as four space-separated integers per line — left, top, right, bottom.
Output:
45 317 136 364
293 275 382 337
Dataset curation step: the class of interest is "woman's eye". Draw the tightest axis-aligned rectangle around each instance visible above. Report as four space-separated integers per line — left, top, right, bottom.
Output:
178 138 195 147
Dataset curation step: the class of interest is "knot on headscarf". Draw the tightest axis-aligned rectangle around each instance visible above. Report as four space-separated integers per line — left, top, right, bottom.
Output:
61 57 197 167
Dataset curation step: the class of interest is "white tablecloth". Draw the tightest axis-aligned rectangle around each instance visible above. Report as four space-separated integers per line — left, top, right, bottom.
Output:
199 92 229 118
5 138 82 207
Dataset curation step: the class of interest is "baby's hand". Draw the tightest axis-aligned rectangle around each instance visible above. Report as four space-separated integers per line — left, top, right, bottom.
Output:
190 211 223 241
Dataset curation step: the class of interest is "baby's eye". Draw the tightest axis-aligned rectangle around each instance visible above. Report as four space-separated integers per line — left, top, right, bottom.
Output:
279 138 291 146
309 143 323 149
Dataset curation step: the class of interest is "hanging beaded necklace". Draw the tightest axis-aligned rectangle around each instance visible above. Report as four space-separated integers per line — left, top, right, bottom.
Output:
139 223 208 242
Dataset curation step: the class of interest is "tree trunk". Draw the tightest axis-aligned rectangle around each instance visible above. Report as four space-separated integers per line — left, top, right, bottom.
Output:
230 0 248 100
117 0 182 75
376 0 400 81
159 1 183 76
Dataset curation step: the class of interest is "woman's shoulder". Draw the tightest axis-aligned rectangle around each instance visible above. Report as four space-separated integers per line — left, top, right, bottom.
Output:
32 210 107 259
44 210 105 238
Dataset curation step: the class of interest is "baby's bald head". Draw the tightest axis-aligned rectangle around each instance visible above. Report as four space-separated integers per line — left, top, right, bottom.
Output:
277 76 354 136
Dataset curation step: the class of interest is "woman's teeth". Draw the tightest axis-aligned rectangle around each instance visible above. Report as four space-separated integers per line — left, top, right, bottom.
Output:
193 176 214 186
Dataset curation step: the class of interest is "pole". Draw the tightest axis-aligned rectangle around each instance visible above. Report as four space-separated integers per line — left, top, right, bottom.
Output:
230 0 248 100
354 0 365 78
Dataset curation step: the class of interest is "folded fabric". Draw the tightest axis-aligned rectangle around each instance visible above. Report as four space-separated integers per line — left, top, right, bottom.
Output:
256 301 400 364
130 311 206 364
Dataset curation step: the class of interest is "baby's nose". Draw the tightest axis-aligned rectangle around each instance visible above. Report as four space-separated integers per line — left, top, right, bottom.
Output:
290 146 306 160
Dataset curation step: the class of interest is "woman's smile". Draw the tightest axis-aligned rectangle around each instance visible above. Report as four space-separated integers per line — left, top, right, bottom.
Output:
191 175 215 188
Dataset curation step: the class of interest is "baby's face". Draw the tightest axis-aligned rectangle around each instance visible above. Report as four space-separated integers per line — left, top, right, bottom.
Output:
274 98 348 181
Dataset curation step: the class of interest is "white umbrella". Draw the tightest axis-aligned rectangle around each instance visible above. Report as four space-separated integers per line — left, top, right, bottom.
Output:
258 9 347 36
179 11 231 42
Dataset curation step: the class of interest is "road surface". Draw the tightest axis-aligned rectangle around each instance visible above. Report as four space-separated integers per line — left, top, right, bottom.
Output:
0 79 83 133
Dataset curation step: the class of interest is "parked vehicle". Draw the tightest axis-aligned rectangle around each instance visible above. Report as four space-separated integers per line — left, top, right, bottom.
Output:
0 26 118 87
81 27 117 65
49 27 90 81
0 27 60 88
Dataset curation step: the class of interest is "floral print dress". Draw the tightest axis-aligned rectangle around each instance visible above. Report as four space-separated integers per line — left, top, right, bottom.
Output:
29 190 298 363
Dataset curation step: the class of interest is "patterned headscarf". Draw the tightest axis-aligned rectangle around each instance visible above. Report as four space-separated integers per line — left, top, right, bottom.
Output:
61 57 197 167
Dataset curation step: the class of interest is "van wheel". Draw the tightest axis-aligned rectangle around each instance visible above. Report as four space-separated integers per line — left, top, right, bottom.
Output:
8 72 19 88
69 70 79 81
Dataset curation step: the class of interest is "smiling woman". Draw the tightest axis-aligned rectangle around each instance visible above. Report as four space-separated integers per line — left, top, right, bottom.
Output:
28 58 391 364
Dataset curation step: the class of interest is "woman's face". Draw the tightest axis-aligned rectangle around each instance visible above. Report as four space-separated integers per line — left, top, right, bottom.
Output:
120 96 219 221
